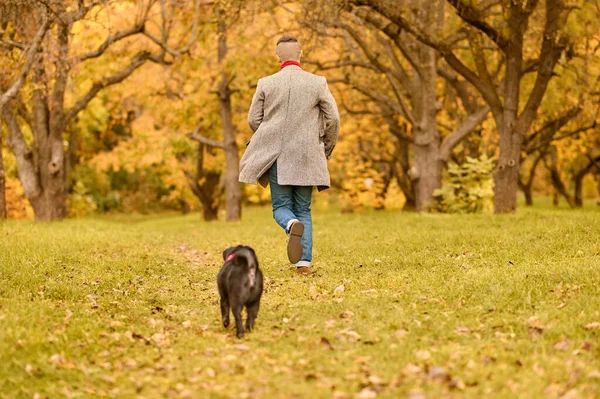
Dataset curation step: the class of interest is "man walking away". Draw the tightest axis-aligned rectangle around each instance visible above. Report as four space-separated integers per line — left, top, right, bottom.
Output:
239 36 340 275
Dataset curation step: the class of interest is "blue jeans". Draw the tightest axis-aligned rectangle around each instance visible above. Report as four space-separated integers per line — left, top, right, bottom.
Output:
269 162 313 263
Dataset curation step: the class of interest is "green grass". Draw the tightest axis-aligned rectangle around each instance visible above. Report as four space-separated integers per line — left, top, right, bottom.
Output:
1 205 600 398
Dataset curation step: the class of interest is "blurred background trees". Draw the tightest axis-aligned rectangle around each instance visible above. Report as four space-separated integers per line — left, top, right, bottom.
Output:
1 0 599 220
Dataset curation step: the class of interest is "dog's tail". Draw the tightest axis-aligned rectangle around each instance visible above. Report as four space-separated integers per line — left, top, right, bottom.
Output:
235 248 257 288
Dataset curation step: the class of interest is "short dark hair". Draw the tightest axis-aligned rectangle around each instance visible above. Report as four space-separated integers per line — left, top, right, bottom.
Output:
277 36 298 45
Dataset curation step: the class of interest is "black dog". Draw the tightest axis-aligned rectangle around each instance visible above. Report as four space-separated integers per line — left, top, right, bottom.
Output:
217 246 263 338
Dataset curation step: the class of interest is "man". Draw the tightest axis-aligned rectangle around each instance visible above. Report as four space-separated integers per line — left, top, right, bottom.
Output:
239 36 340 275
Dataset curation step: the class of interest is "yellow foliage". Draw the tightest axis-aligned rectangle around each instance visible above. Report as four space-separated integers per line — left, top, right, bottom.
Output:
5 178 34 220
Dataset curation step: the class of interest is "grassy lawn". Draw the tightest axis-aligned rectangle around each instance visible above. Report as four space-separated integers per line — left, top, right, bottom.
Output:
1 204 600 398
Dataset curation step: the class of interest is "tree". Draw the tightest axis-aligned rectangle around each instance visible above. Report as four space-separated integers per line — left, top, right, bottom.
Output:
356 0 585 213
189 2 243 221
0 0 199 220
306 0 490 210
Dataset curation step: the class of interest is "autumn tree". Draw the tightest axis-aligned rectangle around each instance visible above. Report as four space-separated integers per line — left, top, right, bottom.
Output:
355 0 593 213
304 0 490 211
0 0 199 220
142 0 280 221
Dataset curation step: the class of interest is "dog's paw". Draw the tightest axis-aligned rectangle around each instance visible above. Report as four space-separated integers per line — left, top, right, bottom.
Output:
236 332 245 339
223 319 230 328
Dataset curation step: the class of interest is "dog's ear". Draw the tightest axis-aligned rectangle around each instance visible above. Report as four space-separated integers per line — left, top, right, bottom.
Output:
222 247 236 261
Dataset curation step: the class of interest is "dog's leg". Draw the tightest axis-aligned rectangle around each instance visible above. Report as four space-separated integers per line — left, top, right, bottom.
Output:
231 300 244 338
220 296 230 328
245 301 260 332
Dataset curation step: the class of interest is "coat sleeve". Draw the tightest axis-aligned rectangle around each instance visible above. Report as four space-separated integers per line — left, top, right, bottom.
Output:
248 79 265 133
318 77 340 159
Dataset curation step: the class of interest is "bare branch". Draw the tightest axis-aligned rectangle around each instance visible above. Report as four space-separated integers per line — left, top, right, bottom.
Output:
2 105 41 198
143 0 206 57
76 23 146 62
353 0 503 118
526 105 582 147
63 51 151 124
446 0 508 51
187 128 225 149
439 105 490 161
0 37 25 50
516 0 571 136
0 16 50 113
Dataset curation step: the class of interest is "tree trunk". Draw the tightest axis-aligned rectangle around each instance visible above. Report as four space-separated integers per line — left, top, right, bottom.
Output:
523 186 533 206
3 104 67 221
545 147 574 207
412 1 441 211
493 128 522 212
414 139 442 211
0 132 6 219
574 176 584 208
217 11 242 222
185 143 222 222
573 156 600 208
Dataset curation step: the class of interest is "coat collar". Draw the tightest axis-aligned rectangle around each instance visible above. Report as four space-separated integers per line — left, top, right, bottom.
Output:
279 65 303 72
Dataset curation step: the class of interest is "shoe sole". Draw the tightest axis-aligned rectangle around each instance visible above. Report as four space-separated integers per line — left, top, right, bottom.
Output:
287 221 304 264
296 267 311 275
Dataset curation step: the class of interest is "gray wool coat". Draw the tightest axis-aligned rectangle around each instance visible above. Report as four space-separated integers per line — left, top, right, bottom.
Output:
238 65 340 191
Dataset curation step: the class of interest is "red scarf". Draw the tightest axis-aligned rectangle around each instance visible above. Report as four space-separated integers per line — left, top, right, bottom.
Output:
280 60 302 70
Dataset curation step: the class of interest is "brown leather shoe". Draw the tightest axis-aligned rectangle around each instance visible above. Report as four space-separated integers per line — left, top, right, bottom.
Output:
296 267 311 275
287 221 304 264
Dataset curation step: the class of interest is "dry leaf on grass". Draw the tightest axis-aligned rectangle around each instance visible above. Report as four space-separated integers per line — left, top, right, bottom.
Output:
394 329 408 338
553 337 569 351
584 322 600 330
356 387 377 398
415 349 431 360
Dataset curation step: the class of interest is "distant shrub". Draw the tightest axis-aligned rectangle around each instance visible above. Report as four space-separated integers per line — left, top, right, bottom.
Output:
433 155 495 213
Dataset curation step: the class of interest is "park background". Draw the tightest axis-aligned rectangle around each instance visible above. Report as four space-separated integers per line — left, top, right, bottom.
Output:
1 1 600 398
1 0 599 221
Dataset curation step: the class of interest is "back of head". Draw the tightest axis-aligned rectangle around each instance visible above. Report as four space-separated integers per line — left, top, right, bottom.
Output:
276 35 302 62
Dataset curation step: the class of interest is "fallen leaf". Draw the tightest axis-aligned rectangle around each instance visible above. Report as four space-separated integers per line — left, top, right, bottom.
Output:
587 370 600 379
584 322 600 330
581 341 593 351
356 387 377 398
367 375 383 385
533 363 545 376
407 390 425 399
360 289 377 295
560 389 580 399
415 349 431 360
309 286 319 300
553 337 569 351
354 356 371 365
394 329 408 338
456 326 470 334
325 319 337 328
205 368 216 378
334 284 345 295
234 344 249 352
86 295 99 308
449 376 466 390
340 310 354 319
49 354 65 364
427 365 448 380
320 337 334 350
182 320 191 328
337 329 361 342
401 363 422 376
332 391 348 399
64 309 73 323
